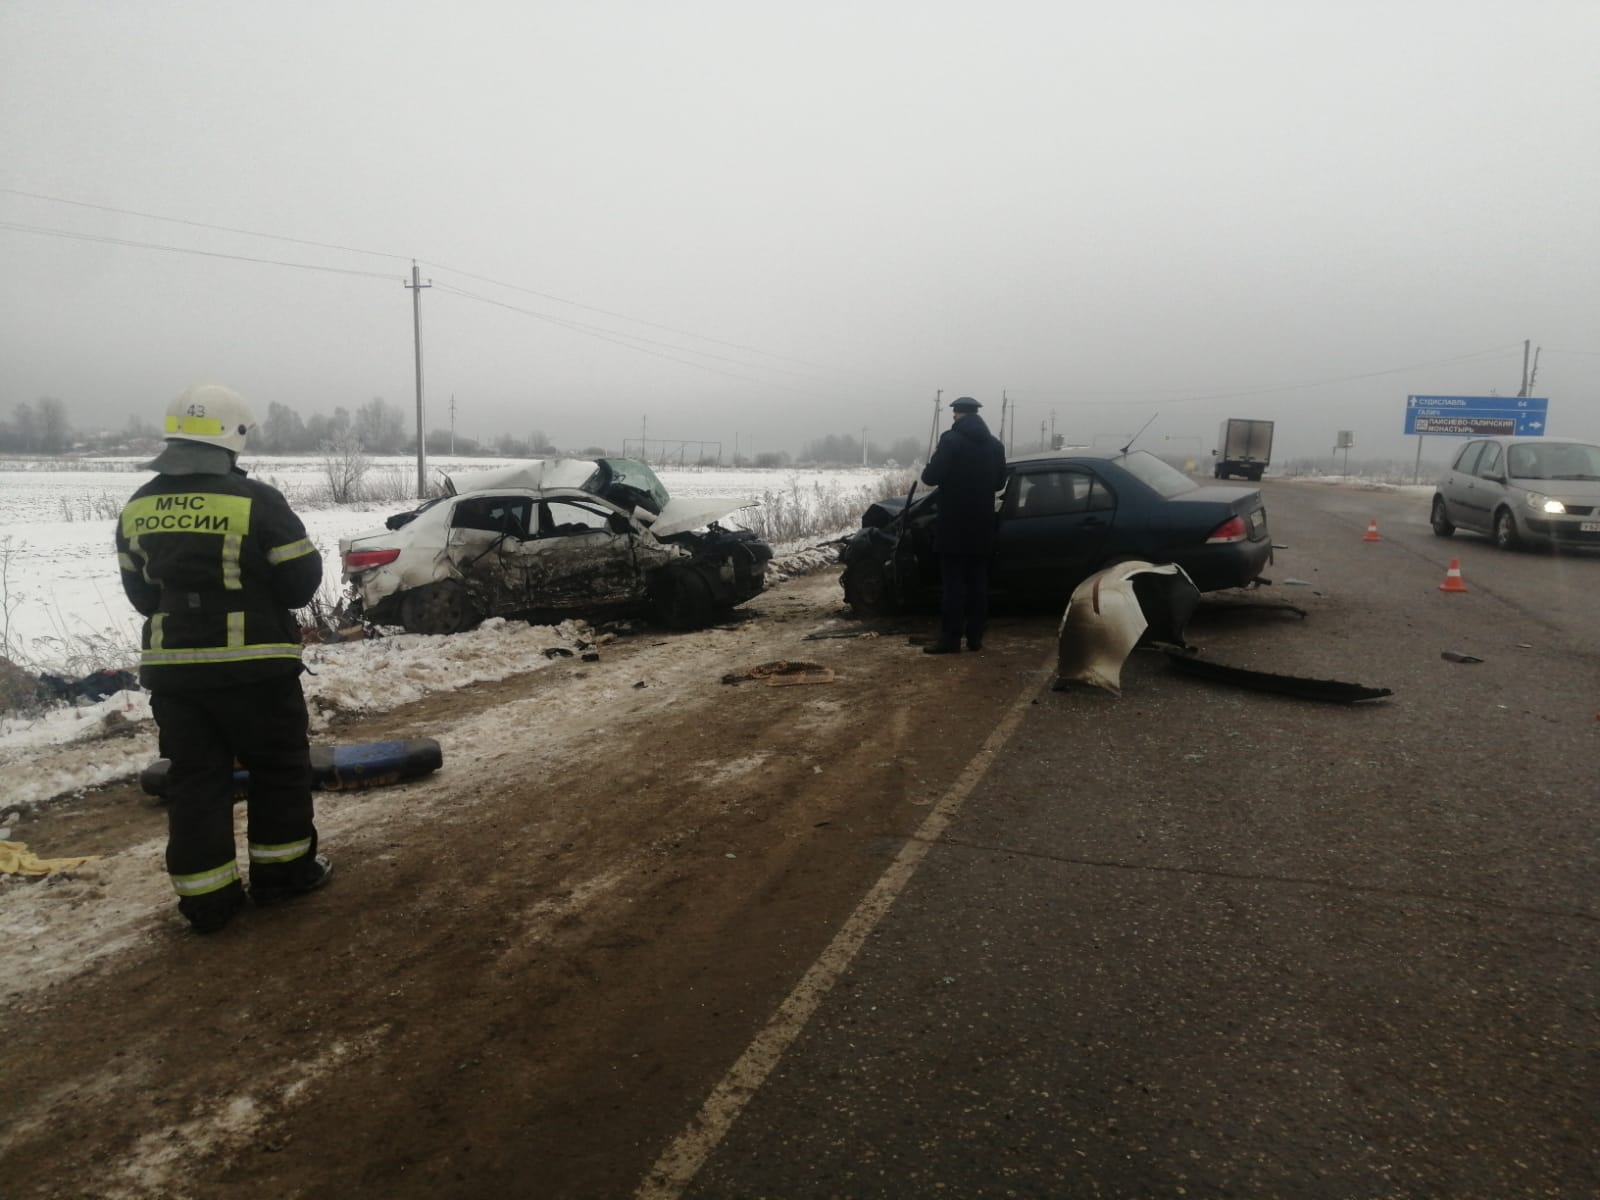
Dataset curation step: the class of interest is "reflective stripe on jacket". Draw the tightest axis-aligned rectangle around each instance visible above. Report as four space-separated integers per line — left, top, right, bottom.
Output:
116 467 323 691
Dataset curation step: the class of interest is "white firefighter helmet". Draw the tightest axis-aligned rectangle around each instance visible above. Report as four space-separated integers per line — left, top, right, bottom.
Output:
163 384 255 453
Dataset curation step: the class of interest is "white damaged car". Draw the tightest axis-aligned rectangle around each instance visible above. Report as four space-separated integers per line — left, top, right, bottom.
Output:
339 458 772 634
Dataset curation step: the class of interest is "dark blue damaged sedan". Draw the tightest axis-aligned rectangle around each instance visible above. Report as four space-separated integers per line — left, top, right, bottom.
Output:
839 449 1272 615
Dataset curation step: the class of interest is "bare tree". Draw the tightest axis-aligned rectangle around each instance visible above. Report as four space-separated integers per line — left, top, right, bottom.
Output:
356 397 405 453
320 429 371 503
36 397 72 452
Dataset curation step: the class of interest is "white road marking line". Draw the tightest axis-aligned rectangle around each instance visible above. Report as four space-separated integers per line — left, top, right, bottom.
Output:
634 656 1056 1199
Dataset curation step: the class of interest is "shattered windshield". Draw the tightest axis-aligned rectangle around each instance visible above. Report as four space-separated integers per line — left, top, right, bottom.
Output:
599 459 672 514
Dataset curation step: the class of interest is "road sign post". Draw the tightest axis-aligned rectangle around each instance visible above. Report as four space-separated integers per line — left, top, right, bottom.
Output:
1404 395 1548 437
1405 395 1550 482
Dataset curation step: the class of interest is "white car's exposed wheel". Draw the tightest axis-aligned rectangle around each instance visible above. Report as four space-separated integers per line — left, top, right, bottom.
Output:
399 579 481 635
650 566 715 630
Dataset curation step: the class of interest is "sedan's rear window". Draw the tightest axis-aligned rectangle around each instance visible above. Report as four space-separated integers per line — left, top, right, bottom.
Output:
1114 450 1198 499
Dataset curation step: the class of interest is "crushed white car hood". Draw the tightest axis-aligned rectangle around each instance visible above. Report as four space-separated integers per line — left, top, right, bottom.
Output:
442 459 597 496
649 496 758 537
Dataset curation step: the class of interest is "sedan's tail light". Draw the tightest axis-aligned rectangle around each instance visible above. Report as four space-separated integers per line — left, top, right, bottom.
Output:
344 548 401 571
1205 516 1249 544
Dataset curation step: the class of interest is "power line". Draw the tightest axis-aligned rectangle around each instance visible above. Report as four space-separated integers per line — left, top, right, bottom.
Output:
1 190 1554 407
0 221 401 280
1050 344 1528 408
0 186 411 263
432 282 843 400
1 208 860 396
420 257 905 385
432 281 859 392
2 185 899 385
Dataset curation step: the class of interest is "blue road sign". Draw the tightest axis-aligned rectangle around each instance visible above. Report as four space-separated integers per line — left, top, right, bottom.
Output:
1405 395 1548 437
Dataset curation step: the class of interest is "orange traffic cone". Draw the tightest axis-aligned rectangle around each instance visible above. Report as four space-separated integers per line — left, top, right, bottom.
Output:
1439 559 1468 593
1362 519 1381 542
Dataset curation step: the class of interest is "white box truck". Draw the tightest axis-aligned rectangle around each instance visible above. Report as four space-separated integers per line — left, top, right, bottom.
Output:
1213 418 1274 482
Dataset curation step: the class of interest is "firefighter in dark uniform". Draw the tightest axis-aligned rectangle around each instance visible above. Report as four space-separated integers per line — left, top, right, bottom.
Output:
117 384 331 934
919 396 1008 654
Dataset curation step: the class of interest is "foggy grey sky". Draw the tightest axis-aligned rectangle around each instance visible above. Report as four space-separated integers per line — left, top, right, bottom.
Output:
3 0 1597 463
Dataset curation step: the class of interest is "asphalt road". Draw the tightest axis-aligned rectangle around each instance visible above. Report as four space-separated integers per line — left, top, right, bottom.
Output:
3 480 1594 1200
662 480 1600 1199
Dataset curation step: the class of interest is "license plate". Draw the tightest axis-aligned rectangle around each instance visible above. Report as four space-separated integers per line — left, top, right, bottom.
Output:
1582 521 1600 532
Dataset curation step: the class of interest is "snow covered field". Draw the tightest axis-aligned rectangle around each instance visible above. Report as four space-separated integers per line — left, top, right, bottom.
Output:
0 455 877 811
0 454 883 666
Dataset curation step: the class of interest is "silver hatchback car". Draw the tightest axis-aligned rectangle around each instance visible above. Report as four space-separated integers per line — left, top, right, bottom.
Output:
1431 437 1600 550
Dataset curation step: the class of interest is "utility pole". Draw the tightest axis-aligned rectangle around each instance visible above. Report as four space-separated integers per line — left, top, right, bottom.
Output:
861 427 868 467
405 261 432 496
449 393 457 455
926 389 943 460
1001 391 1009 455
1519 339 1531 397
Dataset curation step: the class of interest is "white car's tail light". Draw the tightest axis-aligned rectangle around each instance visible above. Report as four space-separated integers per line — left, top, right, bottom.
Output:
344 548 401 571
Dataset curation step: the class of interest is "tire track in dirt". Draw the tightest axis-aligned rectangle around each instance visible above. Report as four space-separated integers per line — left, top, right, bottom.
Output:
0 568 1059 1200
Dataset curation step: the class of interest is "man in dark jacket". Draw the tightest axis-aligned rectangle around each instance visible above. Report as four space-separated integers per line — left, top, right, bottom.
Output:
117 384 331 933
919 396 1008 653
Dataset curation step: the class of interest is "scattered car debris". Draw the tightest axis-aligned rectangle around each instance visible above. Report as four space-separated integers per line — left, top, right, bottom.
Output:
1 840 102 877
1441 651 1484 663
802 626 883 641
581 651 601 662
544 647 575 659
1193 600 1309 620
141 738 444 800
1054 561 1200 695
720 661 836 686
1163 652 1392 703
1050 560 1391 704
35 669 140 705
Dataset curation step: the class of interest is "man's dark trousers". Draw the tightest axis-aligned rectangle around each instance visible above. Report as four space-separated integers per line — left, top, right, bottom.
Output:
938 551 991 648
152 676 319 924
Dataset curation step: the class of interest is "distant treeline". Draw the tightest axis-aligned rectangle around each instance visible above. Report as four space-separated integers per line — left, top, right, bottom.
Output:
1 394 606 459
1 395 933 468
